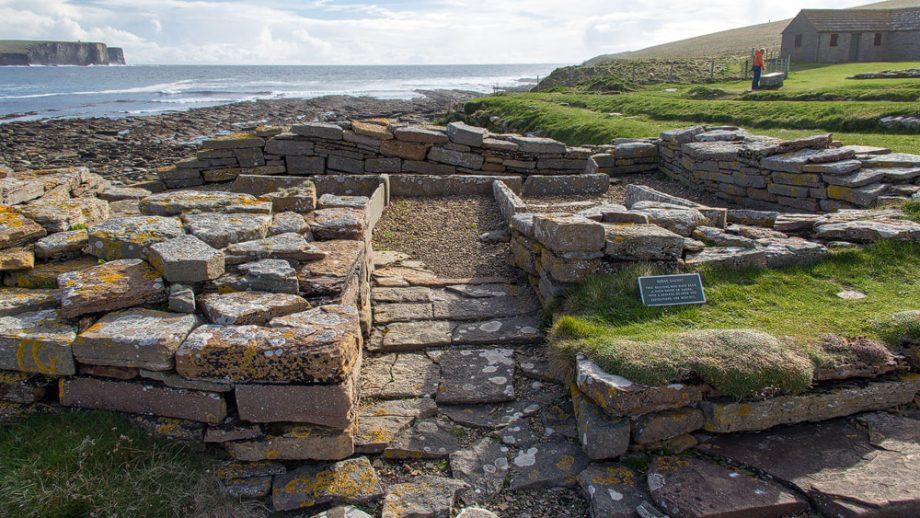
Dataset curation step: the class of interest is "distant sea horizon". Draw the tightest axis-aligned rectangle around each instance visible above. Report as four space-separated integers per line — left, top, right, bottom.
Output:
0 64 563 122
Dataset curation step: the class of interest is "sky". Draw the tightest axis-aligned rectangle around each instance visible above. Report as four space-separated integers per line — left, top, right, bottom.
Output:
0 0 876 65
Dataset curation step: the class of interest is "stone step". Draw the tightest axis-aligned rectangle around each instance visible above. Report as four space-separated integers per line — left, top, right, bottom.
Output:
367 314 544 352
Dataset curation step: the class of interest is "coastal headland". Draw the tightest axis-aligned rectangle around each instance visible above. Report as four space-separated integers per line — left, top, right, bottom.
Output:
0 40 125 66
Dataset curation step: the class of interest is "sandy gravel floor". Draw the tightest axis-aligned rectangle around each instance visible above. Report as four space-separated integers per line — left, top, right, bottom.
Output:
372 196 522 280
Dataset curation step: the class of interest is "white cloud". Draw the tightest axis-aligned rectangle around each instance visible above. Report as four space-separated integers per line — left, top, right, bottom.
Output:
0 0 876 64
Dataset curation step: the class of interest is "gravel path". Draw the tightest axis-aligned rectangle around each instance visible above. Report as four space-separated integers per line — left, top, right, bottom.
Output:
372 196 521 280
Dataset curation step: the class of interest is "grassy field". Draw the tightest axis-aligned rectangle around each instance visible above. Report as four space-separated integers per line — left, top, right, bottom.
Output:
0 410 246 518
465 61 920 153
551 242 920 399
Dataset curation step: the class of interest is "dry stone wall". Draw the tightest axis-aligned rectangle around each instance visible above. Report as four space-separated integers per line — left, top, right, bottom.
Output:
658 126 920 212
156 120 657 198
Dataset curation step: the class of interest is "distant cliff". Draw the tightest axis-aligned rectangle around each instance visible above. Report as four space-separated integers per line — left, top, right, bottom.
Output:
0 40 126 66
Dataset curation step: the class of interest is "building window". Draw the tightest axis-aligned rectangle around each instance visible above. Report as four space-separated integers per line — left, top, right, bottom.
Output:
830 33 839 47
795 34 803 48
874 33 883 46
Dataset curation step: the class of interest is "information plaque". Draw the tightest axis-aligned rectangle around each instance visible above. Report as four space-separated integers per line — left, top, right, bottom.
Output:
637 273 706 307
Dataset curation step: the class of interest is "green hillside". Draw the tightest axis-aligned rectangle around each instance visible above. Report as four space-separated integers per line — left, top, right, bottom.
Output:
585 0 920 64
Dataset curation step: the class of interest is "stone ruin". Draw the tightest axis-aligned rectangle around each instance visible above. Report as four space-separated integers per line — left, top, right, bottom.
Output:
1 118 919 517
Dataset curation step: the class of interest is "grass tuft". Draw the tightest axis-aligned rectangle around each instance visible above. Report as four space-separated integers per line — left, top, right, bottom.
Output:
551 242 920 399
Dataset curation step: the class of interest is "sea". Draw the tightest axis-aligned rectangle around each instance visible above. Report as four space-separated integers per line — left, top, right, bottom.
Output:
0 64 561 122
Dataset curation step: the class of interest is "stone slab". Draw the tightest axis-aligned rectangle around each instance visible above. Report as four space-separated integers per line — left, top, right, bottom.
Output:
59 377 226 423
58 259 167 318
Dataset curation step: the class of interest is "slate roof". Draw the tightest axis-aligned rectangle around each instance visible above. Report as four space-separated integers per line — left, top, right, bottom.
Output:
792 7 920 33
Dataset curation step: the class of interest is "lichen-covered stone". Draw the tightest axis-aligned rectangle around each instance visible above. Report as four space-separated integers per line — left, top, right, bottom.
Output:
508 442 590 490
577 463 651 518
0 247 34 271
382 418 462 459
198 291 309 325
4 256 96 289
182 212 272 249
572 386 630 460
0 288 59 317
271 457 382 511
576 354 705 417
149 235 225 283
449 438 509 504
632 407 705 445
34 229 87 259
380 475 467 518
59 376 226 423
701 374 920 433
139 191 271 216
532 214 606 253
176 323 359 384
307 208 368 241
298 239 364 298
815 219 920 243
0 206 46 250
19 197 110 233
436 348 515 404
0 309 76 375
225 232 326 265
603 223 684 262
261 185 318 213
87 216 185 260
318 194 370 210
73 308 200 371
361 353 440 399
268 211 309 236
227 423 355 462
631 203 708 237
237 259 299 293
58 259 167 318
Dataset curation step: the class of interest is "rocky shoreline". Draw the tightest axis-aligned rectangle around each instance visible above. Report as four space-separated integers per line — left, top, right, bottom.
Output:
0 90 475 185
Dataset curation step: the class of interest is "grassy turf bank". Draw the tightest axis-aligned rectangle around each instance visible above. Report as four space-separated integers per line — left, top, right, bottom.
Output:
465 95 920 154
551 242 920 399
0 410 239 518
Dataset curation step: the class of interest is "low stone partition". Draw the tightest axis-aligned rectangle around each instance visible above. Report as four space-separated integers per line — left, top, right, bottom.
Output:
658 125 920 212
0 166 388 465
155 120 658 197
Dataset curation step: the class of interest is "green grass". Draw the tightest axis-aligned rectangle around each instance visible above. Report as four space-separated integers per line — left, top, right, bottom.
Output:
0 410 241 518
467 94 918 153
904 201 920 223
551 242 920 399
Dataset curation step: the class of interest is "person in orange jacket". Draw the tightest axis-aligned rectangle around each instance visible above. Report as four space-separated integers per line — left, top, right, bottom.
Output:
752 48 766 90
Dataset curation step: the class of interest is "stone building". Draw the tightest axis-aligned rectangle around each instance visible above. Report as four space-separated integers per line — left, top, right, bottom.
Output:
781 7 920 63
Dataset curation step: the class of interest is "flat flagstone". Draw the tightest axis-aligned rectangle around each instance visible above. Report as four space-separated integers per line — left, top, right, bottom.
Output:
139 191 271 216
382 417 462 459
73 308 200 371
647 456 810 518
58 259 167 318
439 400 541 428
87 216 185 260
499 419 542 447
380 475 467 518
436 348 515 404
0 309 76 375
59 377 226 423
372 287 433 303
360 353 440 399
298 239 365 298
432 295 539 320
0 247 33 271
577 463 651 518
198 291 310 325
271 457 383 512
373 302 433 324
308 208 368 240
449 438 510 504
0 288 59 317
4 256 97 289
699 416 920 517
508 442 591 490
268 211 309 236
376 321 454 351
356 415 414 454
445 283 518 298
815 219 920 243
309 507 373 518
451 314 543 345
182 212 272 249
225 232 327 265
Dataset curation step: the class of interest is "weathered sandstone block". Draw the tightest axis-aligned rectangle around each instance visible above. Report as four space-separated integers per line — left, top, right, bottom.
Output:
87 216 184 260
149 235 225 283
58 259 167 318
59 377 226 423
0 309 76 375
